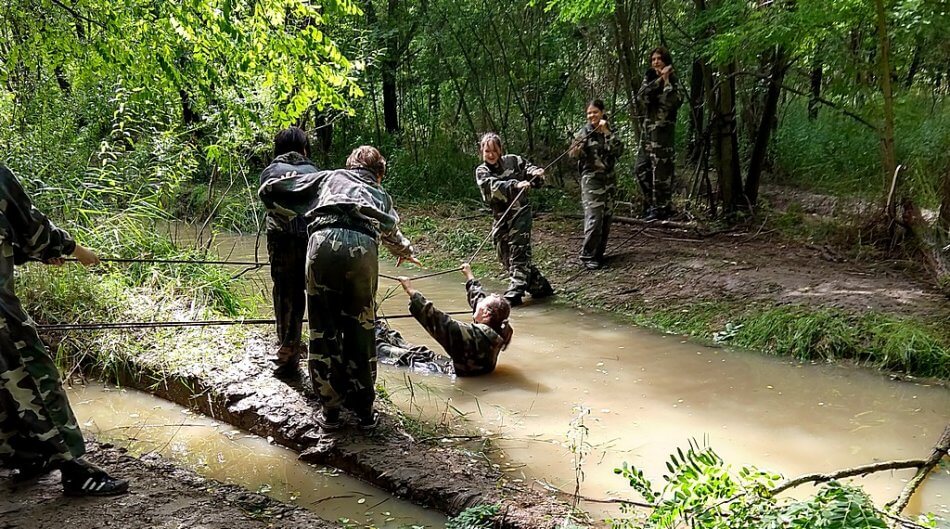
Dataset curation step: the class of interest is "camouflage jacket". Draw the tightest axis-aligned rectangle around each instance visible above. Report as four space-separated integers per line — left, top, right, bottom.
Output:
258 167 414 259
474 155 542 218
573 124 624 175
408 279 505 376
259 152 319 237
635 71 682 137
0 166 76 265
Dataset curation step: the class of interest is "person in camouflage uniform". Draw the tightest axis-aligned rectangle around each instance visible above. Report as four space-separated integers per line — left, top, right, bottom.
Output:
634 46 682 221
0 165 127 496
394 263 512 377
259 146 419 431
474 133 554 306
259 126 319 378
569 99 624 270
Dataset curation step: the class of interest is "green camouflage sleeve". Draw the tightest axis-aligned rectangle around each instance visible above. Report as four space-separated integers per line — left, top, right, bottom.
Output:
636 75 662 104
257 170 328 219
474 164 520 205
376 192 414 259
465 279 488 310
660 76 683 113
409 291 469 353
0 166 76 261
607 132 624 159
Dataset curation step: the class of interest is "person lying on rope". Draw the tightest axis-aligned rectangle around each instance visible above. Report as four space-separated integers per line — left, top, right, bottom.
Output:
388 263 513 376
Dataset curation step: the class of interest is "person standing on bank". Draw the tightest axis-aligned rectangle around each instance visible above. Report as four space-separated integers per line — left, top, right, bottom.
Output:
260 126 319 378
0 165 128 496
259 146 419 431
569 100 624 270
634 46 682 221
474 133 554 306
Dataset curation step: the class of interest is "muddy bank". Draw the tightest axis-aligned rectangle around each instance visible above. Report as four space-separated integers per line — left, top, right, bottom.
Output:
0 443 339 529
75 332 574 529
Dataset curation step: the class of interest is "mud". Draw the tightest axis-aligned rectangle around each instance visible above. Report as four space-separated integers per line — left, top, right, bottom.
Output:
94 332 574 529
0 443 338 529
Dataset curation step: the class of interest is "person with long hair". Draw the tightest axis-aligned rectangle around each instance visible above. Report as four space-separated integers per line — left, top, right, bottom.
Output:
474 132 554 306
259 146 420 431
635 46 682 221
569 99 624 269
393 263 513 376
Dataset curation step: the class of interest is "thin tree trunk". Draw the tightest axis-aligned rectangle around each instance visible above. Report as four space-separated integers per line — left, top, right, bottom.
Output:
874 0 897 190
382 0 400 133
808 61 822 120
939 169 950 232
686 59 705 164
745 46 786 208
613 0 642 141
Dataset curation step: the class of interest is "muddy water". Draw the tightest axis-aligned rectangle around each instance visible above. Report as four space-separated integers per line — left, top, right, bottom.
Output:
68 383 446 528
195 230 949 521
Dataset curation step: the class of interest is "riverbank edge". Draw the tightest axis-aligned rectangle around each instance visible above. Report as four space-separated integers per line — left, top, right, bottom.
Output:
396 204 950 382
64 332 579 529
1 441 342 529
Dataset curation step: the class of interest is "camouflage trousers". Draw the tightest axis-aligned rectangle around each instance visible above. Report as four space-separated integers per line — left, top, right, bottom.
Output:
493 206 551 299
0 245 85 469
267 233 308 362
580 171 616 263
374 321 453 375
305 227 378 416
634 127 676 209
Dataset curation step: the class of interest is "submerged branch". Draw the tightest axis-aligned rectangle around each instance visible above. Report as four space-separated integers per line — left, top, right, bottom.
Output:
887 424 950 514
770 458 929 495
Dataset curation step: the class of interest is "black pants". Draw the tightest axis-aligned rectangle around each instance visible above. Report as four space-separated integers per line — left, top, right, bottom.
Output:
267 233 308 350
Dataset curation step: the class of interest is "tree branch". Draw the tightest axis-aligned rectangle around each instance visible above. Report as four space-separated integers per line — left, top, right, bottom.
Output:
49 0 106 29
887 424 950 514
770 458 929 495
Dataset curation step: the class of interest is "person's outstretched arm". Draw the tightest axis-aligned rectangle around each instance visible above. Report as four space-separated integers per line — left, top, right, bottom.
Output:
400 277 467 353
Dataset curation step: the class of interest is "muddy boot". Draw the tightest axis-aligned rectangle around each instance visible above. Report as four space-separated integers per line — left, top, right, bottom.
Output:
272 344 301 379
61 458 129 497
531 277 555 300
503 290 524 307
356 410 380 432
315 407 343 433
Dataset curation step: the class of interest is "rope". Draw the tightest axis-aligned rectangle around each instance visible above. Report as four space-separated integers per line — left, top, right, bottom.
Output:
36 310 473 332
64 257 461 282
468 122 603 263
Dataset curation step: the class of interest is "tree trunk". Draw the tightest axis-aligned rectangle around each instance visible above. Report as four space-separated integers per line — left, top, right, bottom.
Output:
613 0 642 141
808 60 822 120
687 58 705 164
875 0 897 193
904 44 921 88
382 62 399 133
180 89 199 125
939 169 950 232
745 46 787 208
712 63 743 215
54 66 71 95
902 199 950 296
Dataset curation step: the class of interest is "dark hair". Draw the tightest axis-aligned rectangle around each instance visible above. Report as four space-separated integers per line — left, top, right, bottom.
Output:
650 46 673 66
345 145 387 179
586 99 605 112
479 132 503 152
273 126 310 158
482 294 514 350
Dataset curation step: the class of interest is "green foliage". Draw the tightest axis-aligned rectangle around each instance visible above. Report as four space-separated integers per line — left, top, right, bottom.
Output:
609 442 897 529
445 504 500 529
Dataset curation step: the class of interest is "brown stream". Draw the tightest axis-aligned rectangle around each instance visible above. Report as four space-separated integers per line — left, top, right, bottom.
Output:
180 229 949 523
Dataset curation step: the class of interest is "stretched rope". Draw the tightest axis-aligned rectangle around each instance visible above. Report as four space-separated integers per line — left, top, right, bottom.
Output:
36 310 473 332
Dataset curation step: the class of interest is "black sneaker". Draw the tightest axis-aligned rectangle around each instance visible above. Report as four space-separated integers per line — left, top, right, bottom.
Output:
315 408 343 432
11 459 56 484
61 459 129 497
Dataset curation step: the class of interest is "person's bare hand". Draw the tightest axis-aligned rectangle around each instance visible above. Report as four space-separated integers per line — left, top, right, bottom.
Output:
517 181 532 190
44 257 65 266
660 65 673 82
460 262 475 280
72 245 100 266
396 255 422 267
397 276 415 295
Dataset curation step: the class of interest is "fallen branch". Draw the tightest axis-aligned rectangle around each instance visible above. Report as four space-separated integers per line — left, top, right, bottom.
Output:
770 458 929 495
887 424 950 514
532 479 655 509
